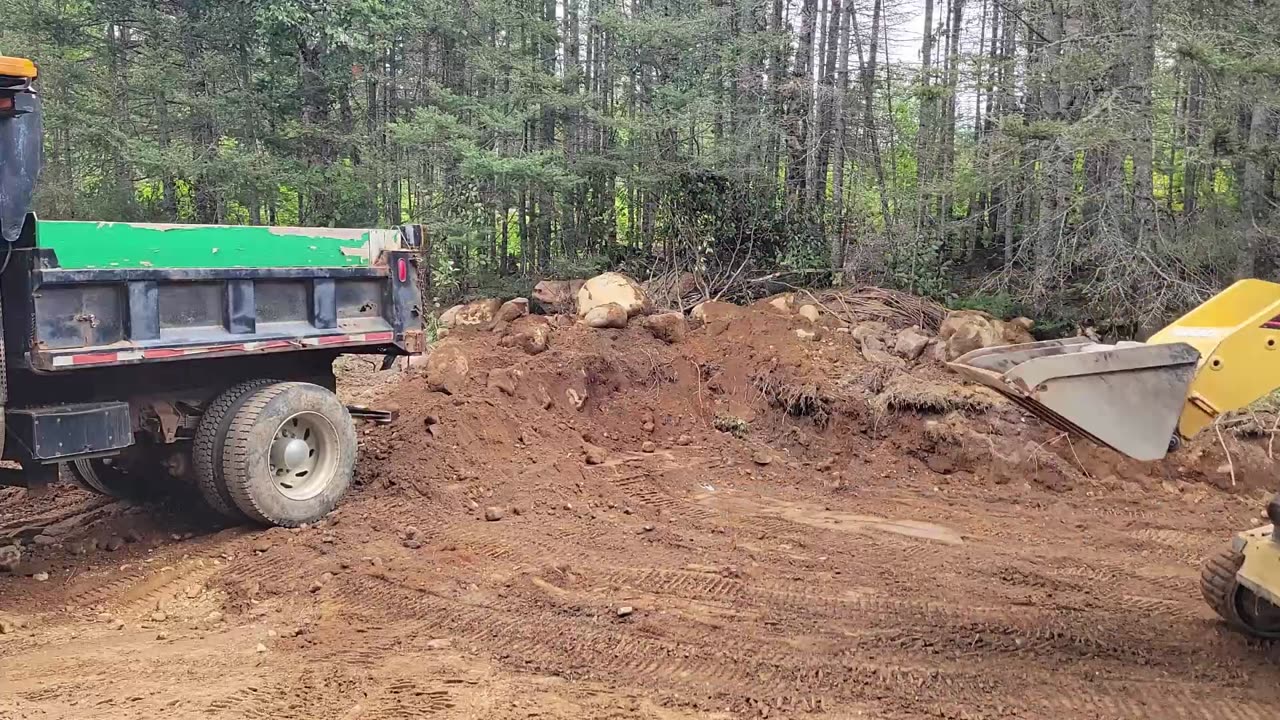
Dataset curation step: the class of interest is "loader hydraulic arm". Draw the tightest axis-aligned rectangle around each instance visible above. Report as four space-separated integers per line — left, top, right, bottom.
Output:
1146 279 1280 442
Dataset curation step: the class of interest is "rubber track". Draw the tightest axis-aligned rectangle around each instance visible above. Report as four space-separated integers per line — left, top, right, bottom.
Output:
193 379 276 519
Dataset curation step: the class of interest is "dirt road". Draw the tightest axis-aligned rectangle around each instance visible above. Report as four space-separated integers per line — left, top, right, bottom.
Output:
3 304 1279 719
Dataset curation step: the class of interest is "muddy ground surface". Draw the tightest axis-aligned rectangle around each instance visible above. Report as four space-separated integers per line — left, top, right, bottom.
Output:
3 301 1279 719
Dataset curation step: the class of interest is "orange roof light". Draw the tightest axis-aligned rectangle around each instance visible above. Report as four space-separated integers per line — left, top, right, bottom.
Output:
0 56 37 80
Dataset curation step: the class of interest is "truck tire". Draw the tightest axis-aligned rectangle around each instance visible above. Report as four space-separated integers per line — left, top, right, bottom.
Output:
66 460 110 495
192 379 277 519
67 456 152 499
220 382 357 527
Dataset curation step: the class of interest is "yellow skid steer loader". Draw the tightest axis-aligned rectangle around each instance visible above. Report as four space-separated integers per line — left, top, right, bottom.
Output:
950 279 1280 639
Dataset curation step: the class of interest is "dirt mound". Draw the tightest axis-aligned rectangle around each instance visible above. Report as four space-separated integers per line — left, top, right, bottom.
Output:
4 293 1280 719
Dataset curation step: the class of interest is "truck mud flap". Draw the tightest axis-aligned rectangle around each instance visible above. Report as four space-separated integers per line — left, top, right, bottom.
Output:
7 401 133 461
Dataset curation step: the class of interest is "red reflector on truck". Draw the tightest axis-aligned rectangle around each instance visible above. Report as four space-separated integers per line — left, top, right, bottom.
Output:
397 258 408 283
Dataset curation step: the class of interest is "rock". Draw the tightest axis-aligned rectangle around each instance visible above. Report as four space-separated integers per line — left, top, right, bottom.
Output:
893 327 932 360
206 611 224 623
251 537 273 554
32 534 56 547
616 606 635 618
155 631 169 641
402 539 422 549
566 388 588 410
499 322 551 356
850 321 891 345
435 327 451 340
426 638 453 650
0 617 16 634
765 293 795 314
185 585 203 599
676 434 692 446
642 524 655 532
752 451 774 466
32 571 49 582
797 304 821 323
795 328 820 342
927 339 948 363
583 302 629 329
578 272 651 319
642 420 656 433
641 312 686 343
925 455 957 475
1010 316 1035 333
483 506 505 522
531 279 585 315
492 298 529 326
641 441 657 453
97 613 114 623
691 300 742 324
862 342 905 367
425 343 470 394
150 611 167 623
104 536 125 552
486 368 520 396
938 309 1035 360
111 619 126 631
255 643 268 653
584 444 609 465
438 304 463 327
405 526 421 540
451 298 504 327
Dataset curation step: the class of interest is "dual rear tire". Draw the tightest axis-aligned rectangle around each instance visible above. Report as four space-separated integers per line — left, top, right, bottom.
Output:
194 381 357 527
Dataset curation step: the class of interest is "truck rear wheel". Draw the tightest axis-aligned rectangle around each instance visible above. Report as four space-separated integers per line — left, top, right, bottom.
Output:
67 447 165 499
221 382 357 527
192 378 277 519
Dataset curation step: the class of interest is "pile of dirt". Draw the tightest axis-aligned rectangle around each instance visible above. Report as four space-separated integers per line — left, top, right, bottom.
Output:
366 289 1278 500
4 284 1280 720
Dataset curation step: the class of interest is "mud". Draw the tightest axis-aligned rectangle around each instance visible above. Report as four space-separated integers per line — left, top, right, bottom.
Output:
3 304 1279 719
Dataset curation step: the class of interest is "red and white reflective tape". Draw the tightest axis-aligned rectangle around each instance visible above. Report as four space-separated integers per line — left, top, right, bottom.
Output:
46 330 396 368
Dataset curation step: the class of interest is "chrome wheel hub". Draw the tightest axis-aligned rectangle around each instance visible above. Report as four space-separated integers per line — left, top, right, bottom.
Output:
269 411 338 501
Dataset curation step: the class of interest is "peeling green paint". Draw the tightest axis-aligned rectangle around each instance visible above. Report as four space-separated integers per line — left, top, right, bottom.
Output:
34 220 394 269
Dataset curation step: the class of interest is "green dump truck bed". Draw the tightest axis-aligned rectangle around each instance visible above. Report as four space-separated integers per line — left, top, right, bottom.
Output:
5 220 425 373
35 220 402 270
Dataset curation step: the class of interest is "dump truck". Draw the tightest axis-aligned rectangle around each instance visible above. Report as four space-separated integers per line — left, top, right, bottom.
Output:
950 281 1280 639
0 57 423 526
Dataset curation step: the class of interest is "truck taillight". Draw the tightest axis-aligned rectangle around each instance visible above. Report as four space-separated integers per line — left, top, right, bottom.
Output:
397 258 407 283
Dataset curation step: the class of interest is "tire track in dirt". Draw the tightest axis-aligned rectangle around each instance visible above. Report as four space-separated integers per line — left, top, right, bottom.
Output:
328 572 1002 714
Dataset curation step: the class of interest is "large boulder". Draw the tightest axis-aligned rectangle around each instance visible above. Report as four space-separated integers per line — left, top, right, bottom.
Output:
577 273 651 319
532 279 585 315
425 343 470 394
439 304 463 327
642 312 687 343
583 303 629 329
939 310 1035 360
797 304 821 323
893 327 932 360
445 298 504 328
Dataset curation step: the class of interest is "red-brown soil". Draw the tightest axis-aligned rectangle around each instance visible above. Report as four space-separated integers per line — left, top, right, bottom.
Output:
2 303 1279 719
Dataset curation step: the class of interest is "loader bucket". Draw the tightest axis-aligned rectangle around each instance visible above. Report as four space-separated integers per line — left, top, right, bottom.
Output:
948 338 1200 461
